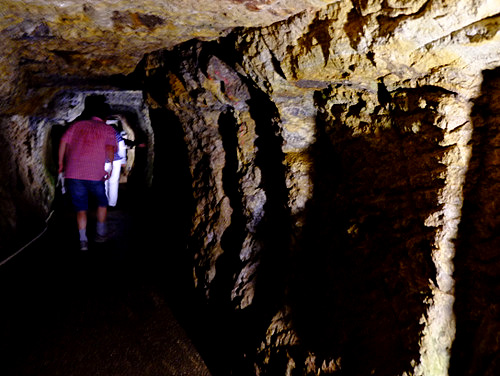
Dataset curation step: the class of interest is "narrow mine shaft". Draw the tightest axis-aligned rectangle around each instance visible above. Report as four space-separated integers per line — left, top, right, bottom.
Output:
1 1 499 376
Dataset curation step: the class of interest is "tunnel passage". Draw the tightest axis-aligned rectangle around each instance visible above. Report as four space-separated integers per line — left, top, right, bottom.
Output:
0 87 211 376
43 89 199 277
0 88 161 259
45 90 154 191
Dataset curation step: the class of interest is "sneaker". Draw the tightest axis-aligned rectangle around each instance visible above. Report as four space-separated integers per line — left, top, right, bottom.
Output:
79 241 89 251
95 233 107 243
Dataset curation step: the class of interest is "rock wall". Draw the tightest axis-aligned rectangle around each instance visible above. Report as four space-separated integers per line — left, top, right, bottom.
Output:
0 114 54 254
136 1 499 375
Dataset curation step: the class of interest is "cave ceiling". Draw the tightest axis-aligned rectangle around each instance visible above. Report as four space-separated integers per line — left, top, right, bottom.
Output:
0 0 337 112
0 0 499 115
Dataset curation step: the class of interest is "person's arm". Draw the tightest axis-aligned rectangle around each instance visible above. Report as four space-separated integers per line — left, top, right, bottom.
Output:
58 139 67 173
118 140 127 164
104 144 115 180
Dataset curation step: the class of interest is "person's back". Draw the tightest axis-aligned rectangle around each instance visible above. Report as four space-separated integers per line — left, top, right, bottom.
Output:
62 117 116 181
58 95 117 251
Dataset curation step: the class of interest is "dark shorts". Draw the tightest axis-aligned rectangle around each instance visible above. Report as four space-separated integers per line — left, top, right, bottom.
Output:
65 178 108 211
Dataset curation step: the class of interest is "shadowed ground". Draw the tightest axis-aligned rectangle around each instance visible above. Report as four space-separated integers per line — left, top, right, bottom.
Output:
0 185 211 376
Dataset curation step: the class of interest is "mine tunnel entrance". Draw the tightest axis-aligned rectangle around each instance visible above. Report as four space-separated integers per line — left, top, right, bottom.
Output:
46 90 155 192
0 90 210 375
44 89 198 303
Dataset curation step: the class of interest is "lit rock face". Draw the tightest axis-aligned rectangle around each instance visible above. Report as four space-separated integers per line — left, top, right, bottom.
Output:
0 0 337 113
0 0 499 375
0 115 55 250
137 1 499 375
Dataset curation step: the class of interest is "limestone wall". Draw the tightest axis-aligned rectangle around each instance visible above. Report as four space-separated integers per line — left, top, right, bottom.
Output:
0 114 54 254
138 1 499 374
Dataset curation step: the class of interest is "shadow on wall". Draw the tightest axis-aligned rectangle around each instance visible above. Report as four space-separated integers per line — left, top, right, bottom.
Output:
285 87 447 375
450 68 500 376
147 108 194 248
203 86 292 376
212 108 247 310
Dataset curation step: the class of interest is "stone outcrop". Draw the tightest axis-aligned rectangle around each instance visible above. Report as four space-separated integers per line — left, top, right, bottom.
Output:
136 1 499 375
0 0 499 375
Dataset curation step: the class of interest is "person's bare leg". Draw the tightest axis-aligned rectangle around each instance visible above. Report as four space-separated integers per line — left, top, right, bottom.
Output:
97 206 107 223
76 210 88 250
96 206 108 241
76 210 87 231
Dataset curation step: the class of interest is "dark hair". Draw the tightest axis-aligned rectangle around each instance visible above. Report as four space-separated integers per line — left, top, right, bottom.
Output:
80 95 111 120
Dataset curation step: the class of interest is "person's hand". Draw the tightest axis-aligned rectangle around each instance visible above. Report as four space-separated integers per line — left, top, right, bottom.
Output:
104 168 113 180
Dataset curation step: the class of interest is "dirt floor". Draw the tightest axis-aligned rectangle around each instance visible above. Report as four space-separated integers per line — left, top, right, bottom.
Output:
0 185 212 376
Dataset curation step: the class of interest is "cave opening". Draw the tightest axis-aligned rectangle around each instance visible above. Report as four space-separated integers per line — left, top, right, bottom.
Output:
43 89 200 302
0 85 210 375
45 89 155 191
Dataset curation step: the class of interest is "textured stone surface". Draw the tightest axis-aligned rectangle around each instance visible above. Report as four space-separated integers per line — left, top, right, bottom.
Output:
136 1 499 375
0 0 337 113
0 114 54 253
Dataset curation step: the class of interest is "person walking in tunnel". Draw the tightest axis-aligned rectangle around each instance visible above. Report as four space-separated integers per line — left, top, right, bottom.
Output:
58 95 117 251
104 117 127 207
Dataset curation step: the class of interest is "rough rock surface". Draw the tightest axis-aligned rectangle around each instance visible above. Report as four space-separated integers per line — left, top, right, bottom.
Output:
136 1 499 375
0 0 337 113
0 0 499 375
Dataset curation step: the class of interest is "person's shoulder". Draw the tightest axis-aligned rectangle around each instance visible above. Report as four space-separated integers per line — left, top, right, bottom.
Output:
103 123 115 133
71 119 92 127
101 124 117 139
65 120 84 132
88 118 111 130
